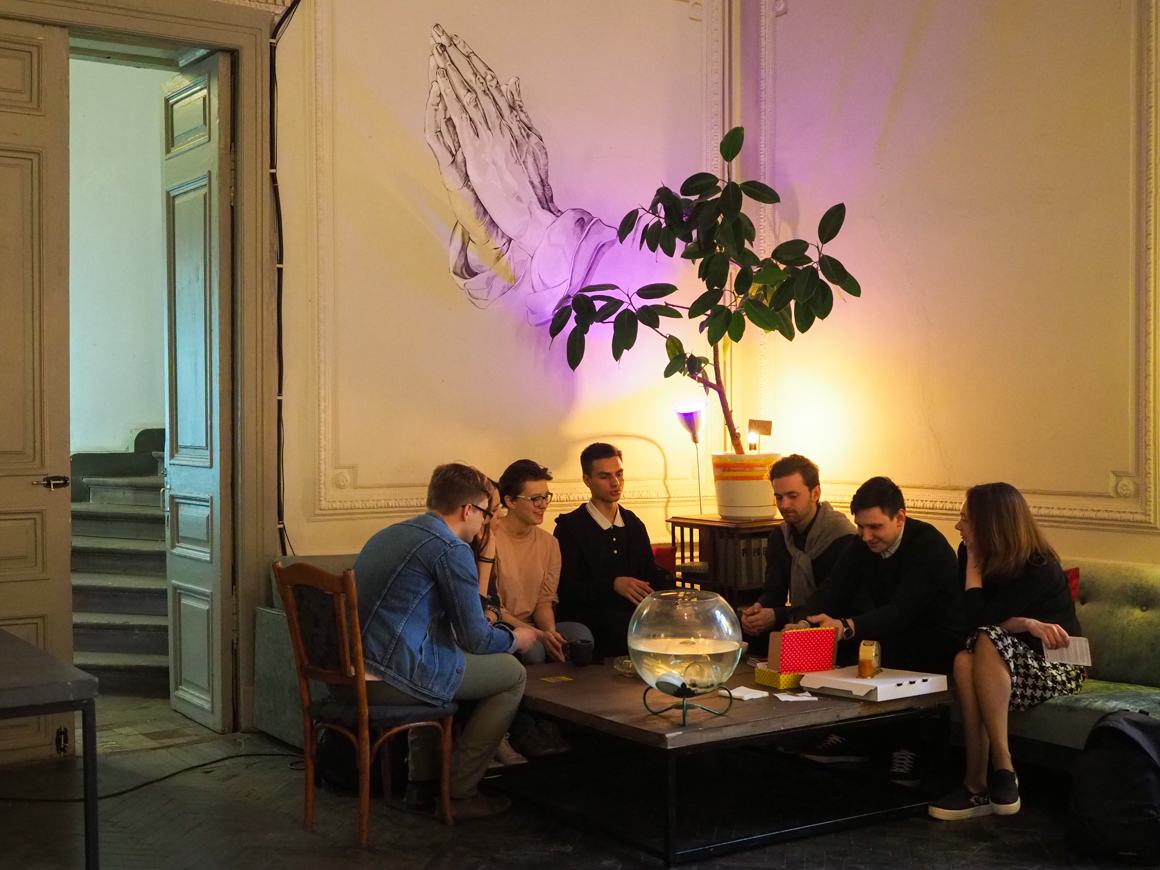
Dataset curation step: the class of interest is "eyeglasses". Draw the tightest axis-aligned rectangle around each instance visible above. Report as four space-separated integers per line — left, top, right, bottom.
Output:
513 492 553 508
465 503 495 520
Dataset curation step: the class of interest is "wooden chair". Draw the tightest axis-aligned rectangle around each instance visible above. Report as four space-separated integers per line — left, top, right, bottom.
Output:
273 560 456 847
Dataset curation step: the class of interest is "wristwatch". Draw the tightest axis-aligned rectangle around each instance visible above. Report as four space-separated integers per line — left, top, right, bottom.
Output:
840 618 854 640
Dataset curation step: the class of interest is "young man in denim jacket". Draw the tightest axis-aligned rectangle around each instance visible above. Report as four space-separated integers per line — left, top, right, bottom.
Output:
353 463 536 820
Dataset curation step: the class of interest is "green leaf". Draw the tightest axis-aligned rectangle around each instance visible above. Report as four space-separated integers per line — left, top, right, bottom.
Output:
706 305 732 345
617 209 639 243
577 284 619 294
705 253 730 290
549 305 572 339
654 305 682 318
736 248 761 268
719 126 745 163
716 219 737 256
566 326 586 370
681 240 704 261
818 203 846 245
792 268 815 304
721 181 742 220
645 221 662 252
613 308 639 356
688 355 708 375
739 180 780 204
664 354 687 378
753 264 787 285
794 298 816 333
637 305 661 329
738 213 756 243
811 280 834 319
742 297 779 332
659 227 676 257
770 275 795 311
774 307 795 340
571 293 597 322
680 172 720 197
840 272 861 297
734 267 753 297
637 282 679 300
696 199 720 234
728 310 746 342
665 335 685 360
689 286 724 319
593 299 623 322
819 254 849 285
772 239 810 263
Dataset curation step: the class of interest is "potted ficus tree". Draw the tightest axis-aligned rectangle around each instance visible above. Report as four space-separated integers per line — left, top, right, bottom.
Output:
548 126 860 517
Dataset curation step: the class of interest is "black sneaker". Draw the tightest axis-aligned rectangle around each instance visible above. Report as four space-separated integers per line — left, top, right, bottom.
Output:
989 768 1021 815
800 732 870 763
888 747 921 787
401 780 436 814
928 785 993 820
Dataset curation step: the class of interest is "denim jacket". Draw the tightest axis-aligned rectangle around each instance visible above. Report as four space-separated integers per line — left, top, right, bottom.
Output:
354 512 516 704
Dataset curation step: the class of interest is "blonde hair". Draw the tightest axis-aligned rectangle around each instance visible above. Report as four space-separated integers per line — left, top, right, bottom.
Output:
963 482 1058 580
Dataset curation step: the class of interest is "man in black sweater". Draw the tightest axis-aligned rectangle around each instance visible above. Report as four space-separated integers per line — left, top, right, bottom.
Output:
741 454 857 649
554 443 672 657
791 476 964 779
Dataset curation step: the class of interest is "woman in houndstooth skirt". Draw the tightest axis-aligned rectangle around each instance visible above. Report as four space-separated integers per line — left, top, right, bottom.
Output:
929 483 1084 821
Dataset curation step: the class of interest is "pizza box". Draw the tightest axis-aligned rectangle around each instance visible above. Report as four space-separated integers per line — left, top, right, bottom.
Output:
799 666 947 702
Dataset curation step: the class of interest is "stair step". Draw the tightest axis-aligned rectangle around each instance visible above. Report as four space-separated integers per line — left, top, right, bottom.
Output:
71 536 166 576
84 476 164 507
72 572 168 616
73 612 168 656
73 651 169 697
71 503 165 541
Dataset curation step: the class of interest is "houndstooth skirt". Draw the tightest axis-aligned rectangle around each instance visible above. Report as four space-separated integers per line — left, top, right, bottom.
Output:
967 625 1086 711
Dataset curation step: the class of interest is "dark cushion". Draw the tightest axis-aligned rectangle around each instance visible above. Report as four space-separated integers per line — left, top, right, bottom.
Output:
1008 679 1160 750
309 695 457 729
1068 558 1160 688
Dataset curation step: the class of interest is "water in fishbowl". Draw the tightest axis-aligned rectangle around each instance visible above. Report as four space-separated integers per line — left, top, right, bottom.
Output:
628 637 743 697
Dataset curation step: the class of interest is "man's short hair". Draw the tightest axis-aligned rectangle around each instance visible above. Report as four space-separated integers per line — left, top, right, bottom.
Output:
850 476 906 518
580 442 622 476
426 463 489 514
498 459 552 507
768 454 820 490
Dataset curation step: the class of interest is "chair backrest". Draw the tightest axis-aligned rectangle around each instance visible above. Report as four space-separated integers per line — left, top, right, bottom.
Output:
273 560 368 699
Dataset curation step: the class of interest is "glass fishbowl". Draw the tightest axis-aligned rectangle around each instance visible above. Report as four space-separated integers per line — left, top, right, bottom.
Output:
627 589 743 698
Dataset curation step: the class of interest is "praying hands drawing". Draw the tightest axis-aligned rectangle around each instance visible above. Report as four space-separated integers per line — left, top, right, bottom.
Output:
424 24 646 325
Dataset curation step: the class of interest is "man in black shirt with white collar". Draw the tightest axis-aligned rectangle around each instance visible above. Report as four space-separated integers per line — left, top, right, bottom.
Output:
554 442 672 657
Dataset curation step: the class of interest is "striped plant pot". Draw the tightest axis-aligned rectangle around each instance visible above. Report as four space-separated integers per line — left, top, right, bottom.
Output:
710 452 781 519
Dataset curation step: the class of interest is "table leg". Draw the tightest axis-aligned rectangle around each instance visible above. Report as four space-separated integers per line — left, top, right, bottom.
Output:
81 698 99 869
664 753 677 867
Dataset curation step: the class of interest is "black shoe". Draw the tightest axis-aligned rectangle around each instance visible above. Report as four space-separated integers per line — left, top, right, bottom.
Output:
989 768 1021 815
928 785 993 820
537 720 572 755
800 733 870 763
509 720 570 759
888 747 921 787
402 780 436 814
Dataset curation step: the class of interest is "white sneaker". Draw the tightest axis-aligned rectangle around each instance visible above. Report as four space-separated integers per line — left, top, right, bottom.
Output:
489 734 527 769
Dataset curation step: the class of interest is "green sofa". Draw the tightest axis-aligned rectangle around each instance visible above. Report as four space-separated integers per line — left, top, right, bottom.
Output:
1006 558 1160 763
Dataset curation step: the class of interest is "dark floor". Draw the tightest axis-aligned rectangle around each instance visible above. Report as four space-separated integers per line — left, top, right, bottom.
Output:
0 697 1124 870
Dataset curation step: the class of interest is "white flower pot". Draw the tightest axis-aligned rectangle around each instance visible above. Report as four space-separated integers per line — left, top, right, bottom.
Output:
711 452 781 520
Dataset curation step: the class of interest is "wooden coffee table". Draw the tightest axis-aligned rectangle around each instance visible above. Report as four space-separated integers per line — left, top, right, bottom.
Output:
494 661 952 866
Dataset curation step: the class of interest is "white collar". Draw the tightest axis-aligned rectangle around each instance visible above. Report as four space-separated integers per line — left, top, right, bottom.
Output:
881 520 905 559
586 500 624 530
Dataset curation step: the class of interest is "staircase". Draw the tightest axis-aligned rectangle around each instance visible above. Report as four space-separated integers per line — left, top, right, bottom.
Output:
71 437 169 697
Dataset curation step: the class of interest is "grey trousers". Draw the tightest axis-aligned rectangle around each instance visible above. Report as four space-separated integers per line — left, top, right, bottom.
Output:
361 653 526 798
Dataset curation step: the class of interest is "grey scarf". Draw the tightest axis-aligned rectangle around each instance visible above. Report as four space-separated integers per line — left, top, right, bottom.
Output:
784 501 857 605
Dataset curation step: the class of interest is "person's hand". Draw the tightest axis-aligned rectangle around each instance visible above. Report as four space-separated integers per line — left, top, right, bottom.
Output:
613 576 653 605
512 626 538 655
429 28 558 255
806 614 843 634
741 604 776 635
787 619 812 630
1028 620 1070 650
539 629 567 663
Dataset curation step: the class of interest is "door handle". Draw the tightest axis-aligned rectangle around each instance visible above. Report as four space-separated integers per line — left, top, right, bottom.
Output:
32 475 70 490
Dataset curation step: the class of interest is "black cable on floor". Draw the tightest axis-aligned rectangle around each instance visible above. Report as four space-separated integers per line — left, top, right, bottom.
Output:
0 751 303 803
270 0 303 557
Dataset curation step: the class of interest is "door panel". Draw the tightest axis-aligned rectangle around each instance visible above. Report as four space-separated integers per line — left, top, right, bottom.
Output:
0 18 71 764
163 54 232 732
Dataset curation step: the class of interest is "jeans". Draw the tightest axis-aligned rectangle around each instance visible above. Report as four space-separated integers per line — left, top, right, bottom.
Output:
518 621 594 666
357 652 526 798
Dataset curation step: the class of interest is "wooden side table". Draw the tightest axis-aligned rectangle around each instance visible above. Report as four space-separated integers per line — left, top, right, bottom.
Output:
667 514 780 606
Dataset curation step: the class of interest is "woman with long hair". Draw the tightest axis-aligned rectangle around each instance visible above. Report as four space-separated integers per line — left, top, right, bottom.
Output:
929 482 1084 821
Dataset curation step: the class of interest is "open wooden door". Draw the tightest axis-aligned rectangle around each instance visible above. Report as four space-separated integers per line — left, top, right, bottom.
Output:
0 19 72 763
162 54 234 732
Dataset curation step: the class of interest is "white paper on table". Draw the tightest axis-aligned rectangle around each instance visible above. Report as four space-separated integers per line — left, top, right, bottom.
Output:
724 686 768 701
774 692 818 702
1043 635 1092 666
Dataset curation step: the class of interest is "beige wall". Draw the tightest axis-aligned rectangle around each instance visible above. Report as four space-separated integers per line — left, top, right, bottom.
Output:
277 0 1160 569
70 59 171 453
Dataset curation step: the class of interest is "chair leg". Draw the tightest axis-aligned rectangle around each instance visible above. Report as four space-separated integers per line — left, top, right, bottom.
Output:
439 715 454 826
303 718 315 832
358 729 371 849
379 732 392 804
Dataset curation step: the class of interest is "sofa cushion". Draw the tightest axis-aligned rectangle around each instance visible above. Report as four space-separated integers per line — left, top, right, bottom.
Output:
1008 679 1160 750
268 554 360 611
1067 558 1160 688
